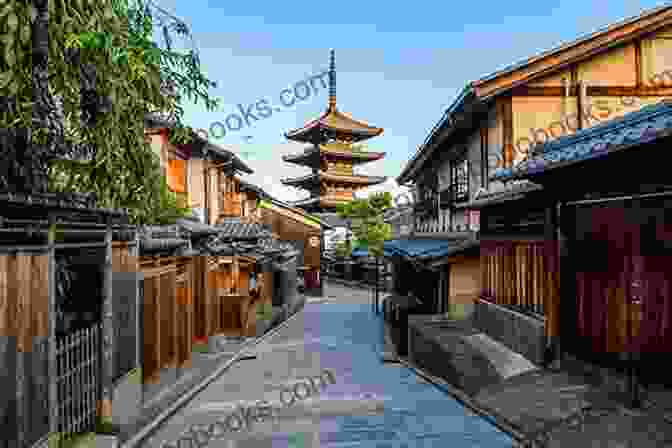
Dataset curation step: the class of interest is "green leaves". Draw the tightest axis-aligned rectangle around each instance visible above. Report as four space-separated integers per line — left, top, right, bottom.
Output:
337 192 393 258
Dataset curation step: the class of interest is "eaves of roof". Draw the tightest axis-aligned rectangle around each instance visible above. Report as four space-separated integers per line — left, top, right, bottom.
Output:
397 86 477 184
398 5 672 186
490 100 672 182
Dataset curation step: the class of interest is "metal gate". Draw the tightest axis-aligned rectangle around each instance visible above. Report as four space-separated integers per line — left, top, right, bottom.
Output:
56 322 102 443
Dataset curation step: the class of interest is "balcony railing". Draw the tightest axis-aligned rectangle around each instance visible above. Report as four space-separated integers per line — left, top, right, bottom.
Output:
413 198 437 217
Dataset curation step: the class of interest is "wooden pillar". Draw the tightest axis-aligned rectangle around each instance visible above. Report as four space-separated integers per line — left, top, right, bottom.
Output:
554 201 568 369
97 221 114 424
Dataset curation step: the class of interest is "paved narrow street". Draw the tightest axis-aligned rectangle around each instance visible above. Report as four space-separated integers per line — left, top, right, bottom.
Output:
138 282 514 448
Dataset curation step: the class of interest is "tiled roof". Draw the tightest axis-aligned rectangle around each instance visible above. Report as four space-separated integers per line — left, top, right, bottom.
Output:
176 218 220 237
216 218 272 240
490 101 672 182
285 106 384 143
140 238 190 254
139 224 191 255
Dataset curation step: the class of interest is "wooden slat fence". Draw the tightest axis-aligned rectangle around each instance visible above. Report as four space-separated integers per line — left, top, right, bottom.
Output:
481 240 551 316
0 253 51 448
112 241 139 382
176 258 194 369
140 256 194 384
205 257 252 337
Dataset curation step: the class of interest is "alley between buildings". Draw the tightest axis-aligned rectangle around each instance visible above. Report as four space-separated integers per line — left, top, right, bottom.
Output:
136 281 513 448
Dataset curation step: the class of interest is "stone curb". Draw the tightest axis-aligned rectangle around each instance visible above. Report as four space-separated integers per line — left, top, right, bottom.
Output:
121 304 306 448
394 356 530 446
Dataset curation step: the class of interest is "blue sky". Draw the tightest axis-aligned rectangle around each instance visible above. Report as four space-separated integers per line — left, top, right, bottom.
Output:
157 0 662 202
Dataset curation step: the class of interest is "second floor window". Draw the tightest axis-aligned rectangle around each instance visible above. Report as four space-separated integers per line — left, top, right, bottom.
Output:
167 158 186 193
451 156 469 203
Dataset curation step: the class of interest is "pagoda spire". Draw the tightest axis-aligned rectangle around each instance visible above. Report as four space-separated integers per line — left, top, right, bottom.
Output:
328 49 337 111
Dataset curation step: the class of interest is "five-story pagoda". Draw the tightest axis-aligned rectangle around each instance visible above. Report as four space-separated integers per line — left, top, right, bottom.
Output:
282 50 387 213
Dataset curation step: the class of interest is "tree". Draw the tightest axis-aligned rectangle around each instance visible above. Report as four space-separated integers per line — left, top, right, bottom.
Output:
0 0 219 224
336 192 393 258
333 239 351 258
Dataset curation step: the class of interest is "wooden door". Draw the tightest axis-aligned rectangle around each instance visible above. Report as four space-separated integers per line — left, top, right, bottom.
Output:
571 198 672 365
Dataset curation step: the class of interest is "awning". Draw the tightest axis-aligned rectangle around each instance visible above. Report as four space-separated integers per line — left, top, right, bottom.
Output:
382 237 480 261
351 246 396 257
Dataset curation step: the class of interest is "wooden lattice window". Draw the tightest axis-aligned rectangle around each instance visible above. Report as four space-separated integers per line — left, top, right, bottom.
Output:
481 240 551 316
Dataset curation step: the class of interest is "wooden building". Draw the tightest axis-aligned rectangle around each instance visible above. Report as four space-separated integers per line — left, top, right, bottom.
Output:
257 197 333 296
488 101 672 391
144 116 254 225
395 4 672 364
281 49 387 212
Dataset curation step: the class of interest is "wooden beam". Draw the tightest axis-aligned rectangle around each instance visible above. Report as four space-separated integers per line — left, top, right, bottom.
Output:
502 96 513 168
472 10 672 98
510 85 672 96
635 38 643 88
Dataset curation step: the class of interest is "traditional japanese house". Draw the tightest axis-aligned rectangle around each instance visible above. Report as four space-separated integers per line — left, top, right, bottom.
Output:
257 196 334 297
488 101 672 396
139 118 298 398
281 50 387 292
144 114 254 224
395 4 672 363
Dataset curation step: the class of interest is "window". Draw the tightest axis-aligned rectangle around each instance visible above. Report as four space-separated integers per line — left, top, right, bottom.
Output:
450 156 469 203
166 159 186 193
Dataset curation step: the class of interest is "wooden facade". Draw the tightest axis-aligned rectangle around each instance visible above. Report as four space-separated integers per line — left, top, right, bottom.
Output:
259 202 322 269
404 12 672 235
139 255 195 383
398 10 672 357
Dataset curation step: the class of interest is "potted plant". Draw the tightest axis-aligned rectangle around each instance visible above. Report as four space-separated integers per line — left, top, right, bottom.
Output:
256 300 273 336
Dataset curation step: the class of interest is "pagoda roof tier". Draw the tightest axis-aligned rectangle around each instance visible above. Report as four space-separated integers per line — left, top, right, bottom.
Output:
290 196 351 210
320 171 387 185
282 148 320 167
280 172 321 188
282 144 386 167
281 171 387 188
285 107 383 143
319 143 385 162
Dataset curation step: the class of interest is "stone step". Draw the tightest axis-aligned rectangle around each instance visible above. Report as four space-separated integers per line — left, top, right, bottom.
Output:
463 333 539 380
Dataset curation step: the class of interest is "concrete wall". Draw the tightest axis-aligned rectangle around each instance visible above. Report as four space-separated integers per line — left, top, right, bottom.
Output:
473 299 546 365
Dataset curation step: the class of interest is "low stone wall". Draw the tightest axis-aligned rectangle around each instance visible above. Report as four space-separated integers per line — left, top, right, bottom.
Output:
407 315 502 396
473 299 545 365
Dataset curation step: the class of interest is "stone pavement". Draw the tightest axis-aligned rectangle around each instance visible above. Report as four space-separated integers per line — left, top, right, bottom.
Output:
379 297 672 448
133 281 513 448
